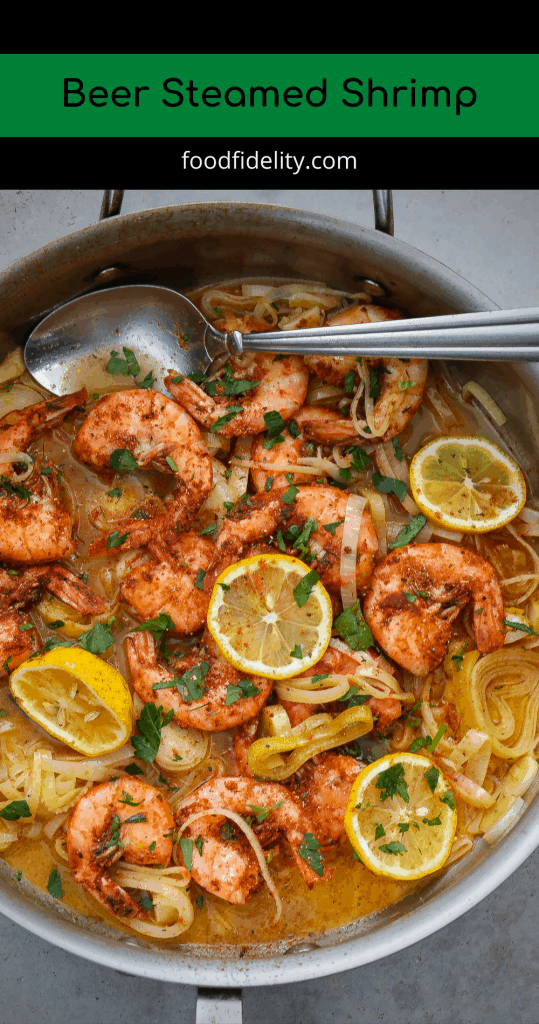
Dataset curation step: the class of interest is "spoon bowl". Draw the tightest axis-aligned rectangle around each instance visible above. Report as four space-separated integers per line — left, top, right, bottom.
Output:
24 284 213 395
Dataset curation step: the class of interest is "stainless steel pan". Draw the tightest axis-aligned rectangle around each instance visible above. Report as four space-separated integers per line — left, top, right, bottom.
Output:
2 192 539 1018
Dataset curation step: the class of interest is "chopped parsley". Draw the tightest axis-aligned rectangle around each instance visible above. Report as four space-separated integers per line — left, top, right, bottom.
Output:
247 801 284 823
298 832 324 876
0 799 32 821
333 600 374 651
423 815 442 827
293 568 320 608
106 814 124 851
153 661 210 703
344 447 372 474
199 521 217 536
194 835 206 856
0 475 31 499
106 530 129 550
440 791 456 810
124 762 144 776
210 406 243 433
290 644 303 659
106 346 140 377
379 842 405 855
374 823 386 840
78 621 115 655
130 703 174 763
264 476 274 492
194 569 206 590
424 766 440 793
503 618 538 635
392 436 404 462
196 894 204 909
109 449 138 473
123 813 147 824
107 488 122 498
388 514 427 551
221 822 236 842
225 679 261 705
118 791 141 807
376 762 409 803
47 869 63 899
282 482 298 504
165 456 178 472
344 370 356 394
323 519 345 536
180 837 193 871
372 472 407 502
451 653 464 671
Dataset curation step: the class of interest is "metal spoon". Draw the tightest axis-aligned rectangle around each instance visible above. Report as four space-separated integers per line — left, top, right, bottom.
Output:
24 284 539 396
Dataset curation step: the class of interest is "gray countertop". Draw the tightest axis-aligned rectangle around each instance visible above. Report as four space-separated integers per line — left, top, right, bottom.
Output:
1 189 539 1024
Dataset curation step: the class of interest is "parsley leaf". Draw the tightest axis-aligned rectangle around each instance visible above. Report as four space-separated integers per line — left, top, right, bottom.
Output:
78 621 115 655
298 832 324 876
247 801 284 823
424 766 440 793
293 569 320 608
179 837 193 871
372 472 407 502
109 449 139 473
388 513 427 550
107 488 122 499
0 475 31 499
225 679 261 705
106 530 129 550
374 823 386 840
138 371 154 389
124 762 144 776
132 613 175 645
379 842 405 855
199 521 217 536
423 815 442 826
451 653 464 672
376 762 409 803
333 600 374 651
440 790 456 811
323 519 345 536
392 436 404 462
130 704 174 763
47 868 63 899
0 799 31 821
344 447 372 474
290 644 303 659
263 410 286 437
344 370 356 394
282 482 298 504
503 618 538 636
210 406 243 433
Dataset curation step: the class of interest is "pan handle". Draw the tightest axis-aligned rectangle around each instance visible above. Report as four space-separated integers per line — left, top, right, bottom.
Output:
196 988 242 1023
100 190 125 219
372 189 394 235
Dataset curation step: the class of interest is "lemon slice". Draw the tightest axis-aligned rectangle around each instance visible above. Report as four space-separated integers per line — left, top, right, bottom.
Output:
344 752 457 880
409 435 526 533
206 553 332 680
10 647 132 755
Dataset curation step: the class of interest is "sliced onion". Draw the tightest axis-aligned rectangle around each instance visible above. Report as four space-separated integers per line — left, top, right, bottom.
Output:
462 381 507 426
340 494 366 609
275 675 350 703
518 506 539 524
241 284 273 297
306 383 348 406
0 451 34 480
361 487 387 556
424 384 457 427
375 443 418 514
176 808 282 924
482 795 525 843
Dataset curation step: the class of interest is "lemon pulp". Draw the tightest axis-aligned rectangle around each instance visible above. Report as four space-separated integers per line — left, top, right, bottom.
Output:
10 647 132 755
344 752 457 880
207 553 332 679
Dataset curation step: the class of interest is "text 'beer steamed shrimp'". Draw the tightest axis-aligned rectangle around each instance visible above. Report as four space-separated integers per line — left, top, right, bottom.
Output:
66 778 175 919
0 388 87 563
165 352 309 437
125 629 272 731
175 776 324 903
204 485 378 597
363 542 505 676
72 390 212 554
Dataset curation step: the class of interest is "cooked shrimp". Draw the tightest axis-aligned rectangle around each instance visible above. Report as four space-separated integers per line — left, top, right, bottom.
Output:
233 716 260 775
0 562 105 675
298 304 427 445
175 776 324 901
363 542 505 676
291 754 362 847
165 352 309 437
280 640 403 730
203 486 378 597
66 778 174 919
120 532 215 635
0 389 87 564
125 629 272 732
72 391 212 554
0 610 37 676
250 432 317 491
0 387 86 460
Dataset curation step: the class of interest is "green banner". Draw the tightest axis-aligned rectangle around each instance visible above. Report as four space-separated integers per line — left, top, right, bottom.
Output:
1 53 535 137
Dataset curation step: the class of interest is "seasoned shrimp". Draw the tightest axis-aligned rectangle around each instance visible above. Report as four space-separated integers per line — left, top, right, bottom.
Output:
0 387 86 459
66 778 174 919
73 391 212 554
250 432 317 491
203 486 378 597
0 389 87 564
291 754 362 847
165 352 309 437
175 776 324 902
298 304 427 445
363 542 505 676
120 532 215 635
0 562 105 675
125 629 272 732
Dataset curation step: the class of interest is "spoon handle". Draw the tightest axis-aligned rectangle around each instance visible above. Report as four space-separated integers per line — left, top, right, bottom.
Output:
219 307 539 361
